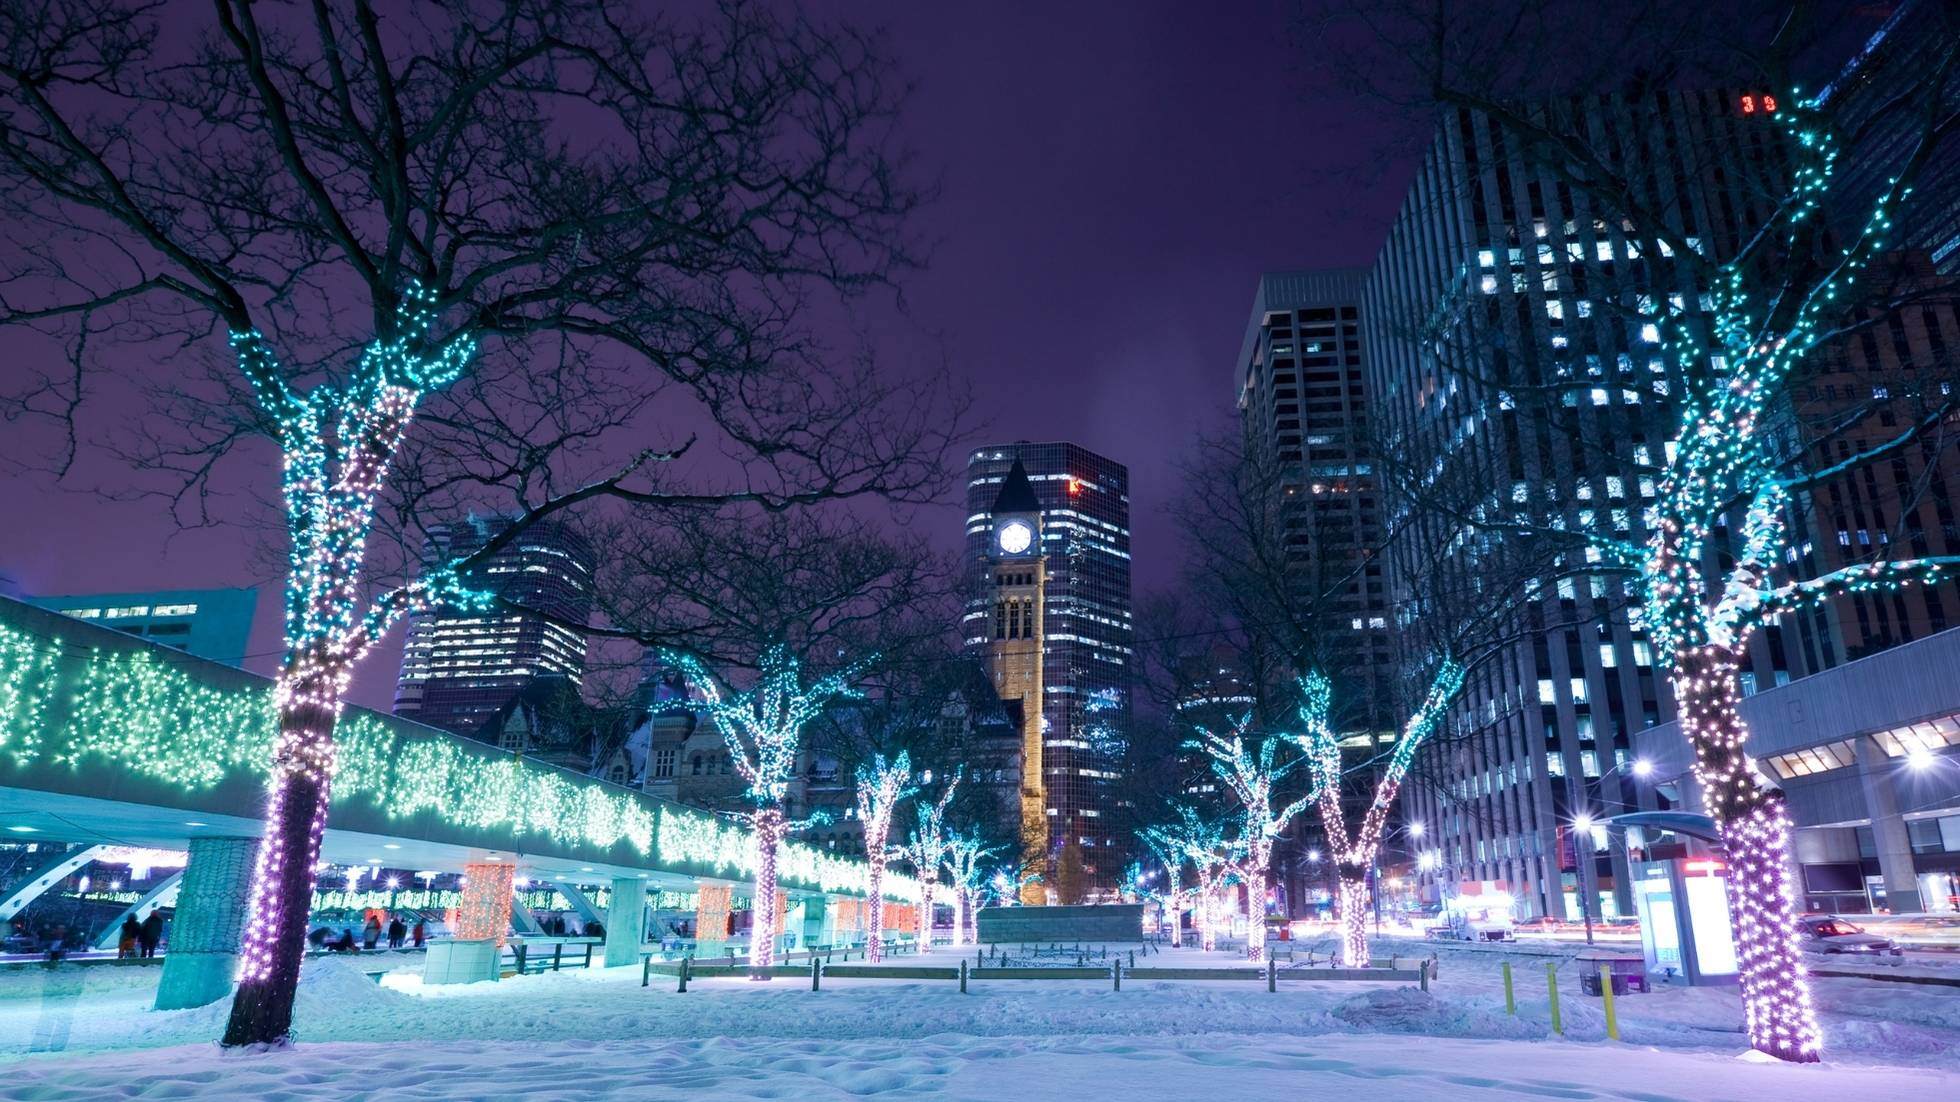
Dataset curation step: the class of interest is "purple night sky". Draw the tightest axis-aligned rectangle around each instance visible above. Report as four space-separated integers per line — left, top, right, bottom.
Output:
0 1 1412 707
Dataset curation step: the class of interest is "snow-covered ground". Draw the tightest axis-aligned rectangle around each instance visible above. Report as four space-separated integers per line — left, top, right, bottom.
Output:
2 939 1956 1099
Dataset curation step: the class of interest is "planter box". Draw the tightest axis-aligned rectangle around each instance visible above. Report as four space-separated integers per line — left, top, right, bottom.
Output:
424 938 500 985
976 904 1143 944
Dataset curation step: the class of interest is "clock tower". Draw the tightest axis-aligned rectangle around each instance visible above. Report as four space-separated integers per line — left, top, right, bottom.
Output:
983 459 1051 903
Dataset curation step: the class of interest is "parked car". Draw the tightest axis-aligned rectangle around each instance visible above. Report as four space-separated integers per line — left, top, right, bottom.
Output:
1797 916 1905 957
1426 910 1516 943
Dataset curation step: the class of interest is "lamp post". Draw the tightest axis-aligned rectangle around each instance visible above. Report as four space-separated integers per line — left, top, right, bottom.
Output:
1570 812 1598 945
1564 755 1658 941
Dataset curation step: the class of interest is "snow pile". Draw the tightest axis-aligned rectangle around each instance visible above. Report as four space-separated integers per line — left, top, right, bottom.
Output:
1327 986 1539 1041
6 1029 1955 1101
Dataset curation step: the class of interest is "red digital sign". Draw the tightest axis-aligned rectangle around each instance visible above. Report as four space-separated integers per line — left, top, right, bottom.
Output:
1739 93 1778 115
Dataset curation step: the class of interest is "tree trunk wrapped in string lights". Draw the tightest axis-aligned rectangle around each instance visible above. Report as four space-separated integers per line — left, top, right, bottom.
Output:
1135 824 1189 948
944 829 997 949
1141 806 1239 953
853 751 916 962
1 0 949 1051
1555 95 1957 1062
1190 712 1312 960
1292 662 1465 968
225 287 489 1046
905 771 959 950
670 645 868 977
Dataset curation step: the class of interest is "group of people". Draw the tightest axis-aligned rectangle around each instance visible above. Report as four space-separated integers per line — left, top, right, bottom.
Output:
538 914 603 938
307 914 426 953
114 912 165 959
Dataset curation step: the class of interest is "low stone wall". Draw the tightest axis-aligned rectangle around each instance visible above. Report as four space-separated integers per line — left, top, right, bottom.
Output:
976 904 1143 944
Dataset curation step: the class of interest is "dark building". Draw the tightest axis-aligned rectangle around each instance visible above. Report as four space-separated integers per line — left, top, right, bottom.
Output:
394 516 593 739
964 443 1133 899
1366 91 1793 921
1235 269 1402 908
1368 79 1960 922
1820 0 1960 274
24 587 258 667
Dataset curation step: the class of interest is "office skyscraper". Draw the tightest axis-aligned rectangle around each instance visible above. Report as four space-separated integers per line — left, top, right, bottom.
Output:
1236 269 1396 732
1365 91 1792 921
1235 270 1399 914
964 443 1133 898
394 516 593 739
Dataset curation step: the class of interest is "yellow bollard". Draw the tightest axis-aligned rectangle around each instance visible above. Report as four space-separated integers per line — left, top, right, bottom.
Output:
1502 960 1515 1015
1600 965 1619 1041
1546 961 1562 1035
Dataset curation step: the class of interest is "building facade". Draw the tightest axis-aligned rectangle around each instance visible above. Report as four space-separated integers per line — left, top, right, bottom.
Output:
1367 91 1794 921
964 443 1133 898
1235 270 1402 906
25 587 257 667
1821 0 1960 274
394 516 593 739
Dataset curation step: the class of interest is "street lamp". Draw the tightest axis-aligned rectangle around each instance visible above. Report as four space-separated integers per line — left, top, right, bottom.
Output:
1408 821 1426 838
1570 812 1600 945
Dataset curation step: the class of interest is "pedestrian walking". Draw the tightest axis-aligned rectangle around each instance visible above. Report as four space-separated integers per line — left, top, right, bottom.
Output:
138 912 163 958
118 916 140 960
363 915 382 950
387 917 406 949
411 920 427 948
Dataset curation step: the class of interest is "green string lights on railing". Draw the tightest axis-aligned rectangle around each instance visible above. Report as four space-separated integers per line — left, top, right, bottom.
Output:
0 621 912 900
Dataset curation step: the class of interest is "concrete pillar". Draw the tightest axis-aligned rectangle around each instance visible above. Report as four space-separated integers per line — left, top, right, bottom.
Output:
604 877 645 967
1857 738 1924 912
154 836 257 1010
819 897 838 946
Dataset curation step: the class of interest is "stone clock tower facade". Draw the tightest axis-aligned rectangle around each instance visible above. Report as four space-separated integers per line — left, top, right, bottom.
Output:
964 443 1133 901
981 459 1051 903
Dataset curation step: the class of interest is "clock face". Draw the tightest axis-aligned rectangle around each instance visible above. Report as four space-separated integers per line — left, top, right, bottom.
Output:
997 520 1033 555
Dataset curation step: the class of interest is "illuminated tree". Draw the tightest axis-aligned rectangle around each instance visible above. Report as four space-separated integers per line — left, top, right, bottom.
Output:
1189 711 1313 960
854 751 917 962
1142 806 1240 952
1294 661 1464 967
671 645 868 975
904 770 960 950
1133 831 1189 948
1121 860 1188 946
0 1 944 1047
1577 96 1957 1062
943 829 998 948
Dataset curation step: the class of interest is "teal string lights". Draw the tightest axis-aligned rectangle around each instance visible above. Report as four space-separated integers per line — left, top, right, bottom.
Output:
1292 659 1465 966
1575 91 1957 1063
904 770 959 948
853 750 916 961
0 618 912 902
665 643 874 974
1188 712 1312 961
1140 805 1240 952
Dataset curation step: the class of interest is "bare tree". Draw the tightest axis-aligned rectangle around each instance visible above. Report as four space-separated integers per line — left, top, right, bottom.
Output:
0 0 954 1045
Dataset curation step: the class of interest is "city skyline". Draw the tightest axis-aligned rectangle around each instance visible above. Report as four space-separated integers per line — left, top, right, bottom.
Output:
0 2 1405 711
3 0 1959 1083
